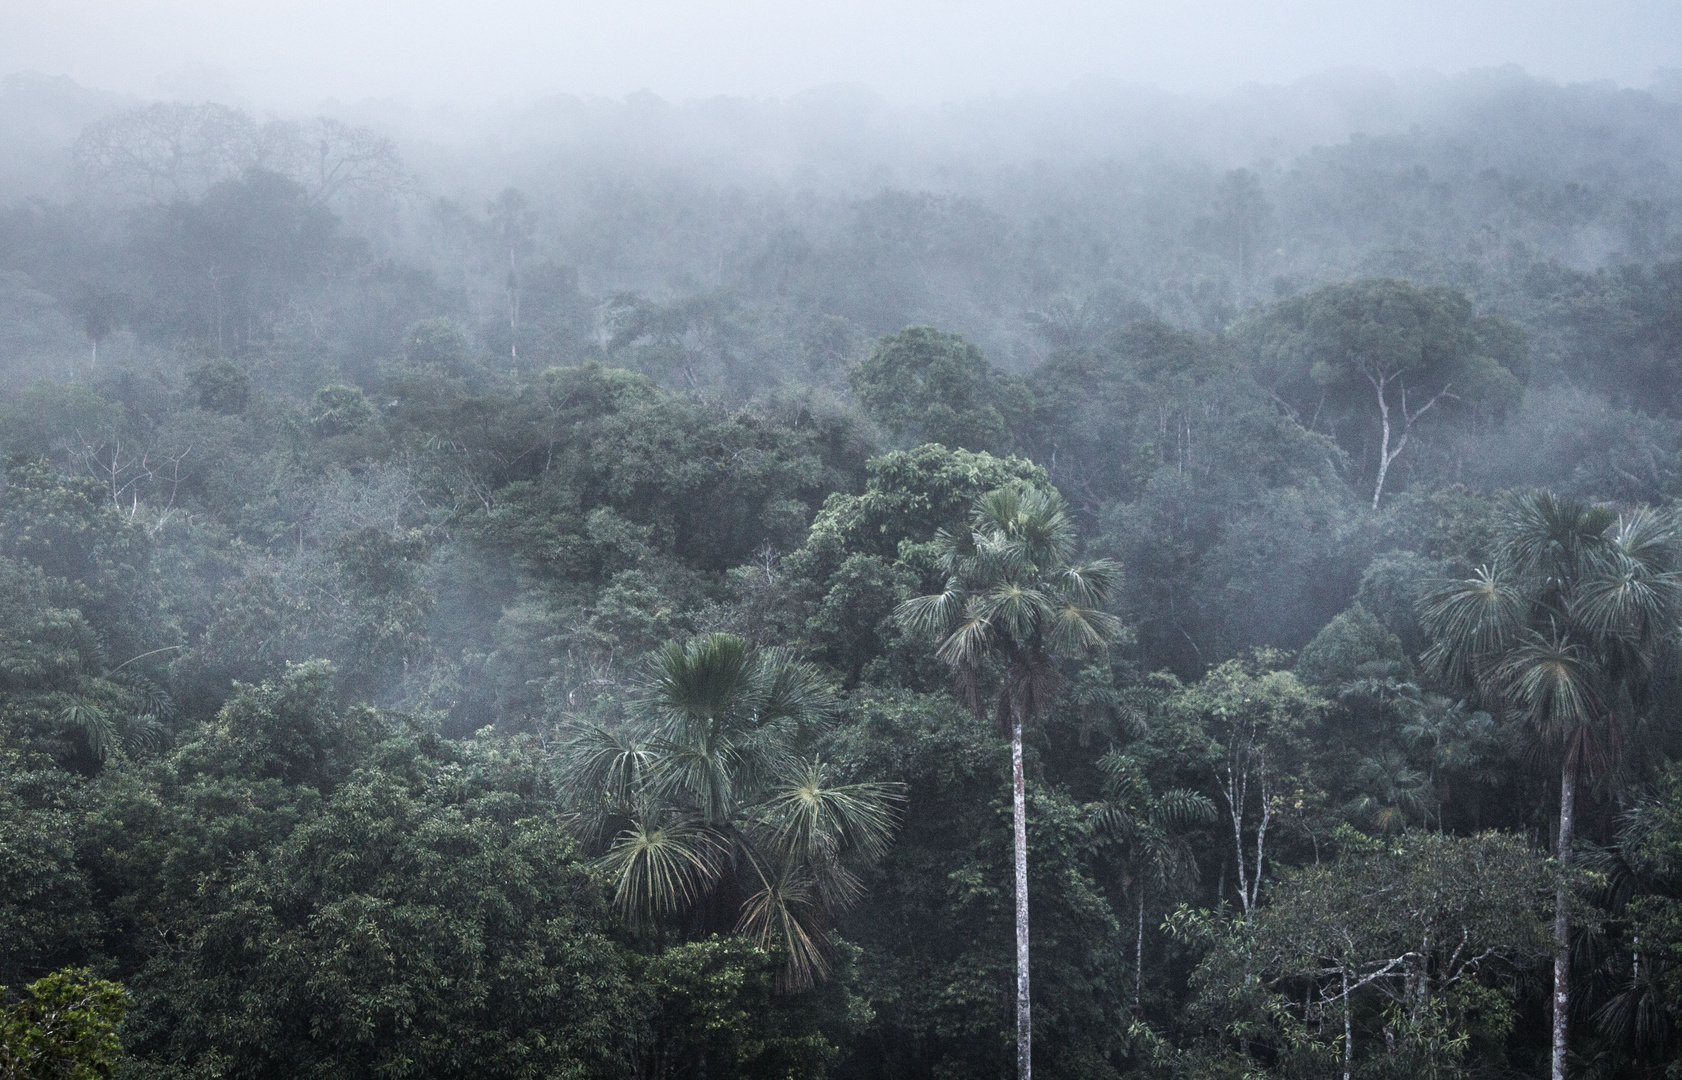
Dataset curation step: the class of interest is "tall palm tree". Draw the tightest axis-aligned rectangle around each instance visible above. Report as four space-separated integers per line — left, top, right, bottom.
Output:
897 486 1123 1080
555 632 903 990
1088 751 1215 1008
1420 491 1682 1080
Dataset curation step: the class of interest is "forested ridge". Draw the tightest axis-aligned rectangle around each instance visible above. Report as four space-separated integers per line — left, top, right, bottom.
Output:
5 68 1682 1079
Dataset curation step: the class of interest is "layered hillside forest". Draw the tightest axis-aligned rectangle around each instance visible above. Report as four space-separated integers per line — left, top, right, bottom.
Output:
9 67 1682 1080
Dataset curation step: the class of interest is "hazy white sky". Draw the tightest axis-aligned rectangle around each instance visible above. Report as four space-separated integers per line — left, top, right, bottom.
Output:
4 0 1680 109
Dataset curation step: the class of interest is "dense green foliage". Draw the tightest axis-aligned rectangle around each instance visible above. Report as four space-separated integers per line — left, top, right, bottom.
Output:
5 69 1682 1080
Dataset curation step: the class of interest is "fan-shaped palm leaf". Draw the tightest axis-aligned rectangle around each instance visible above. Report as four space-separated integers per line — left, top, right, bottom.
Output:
751 647 840 730
1420 565 1526 681
1497 490 1618 597
1495 631 1602 746
650 633 758 729
554 721 650 837
599 812 724 926
1056 560 1123 607
645 734 741 824
735 857 829 991
754 758 904 867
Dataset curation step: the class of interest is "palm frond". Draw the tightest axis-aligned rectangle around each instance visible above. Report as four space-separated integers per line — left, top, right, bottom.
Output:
1497 489 1618 595
752 648 840 730
934 612 996 670
556 722 649 801
646 736 741 824
1494 631 1603 745
1419 565 1526 680
59 699 118 761
1150 788 1218 828
599 813 724 926
894 584 967 640
1046 603 1123 658
753 757 905 868
1056 560 1123 607
735 857 830 992
974 583 1056 644
121 713 169 756
650 633 757 729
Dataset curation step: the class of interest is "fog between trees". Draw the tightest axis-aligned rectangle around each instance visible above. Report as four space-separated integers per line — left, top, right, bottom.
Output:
4 66 1682 1080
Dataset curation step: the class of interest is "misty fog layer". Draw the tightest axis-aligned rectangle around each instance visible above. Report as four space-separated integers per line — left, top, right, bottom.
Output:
3 60 1682 1080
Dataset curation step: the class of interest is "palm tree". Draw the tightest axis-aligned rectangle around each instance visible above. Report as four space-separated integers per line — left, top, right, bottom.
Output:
555 632 903 990
1088 751 1215 1009
896 486 1123 1080
1420 491 1682 1080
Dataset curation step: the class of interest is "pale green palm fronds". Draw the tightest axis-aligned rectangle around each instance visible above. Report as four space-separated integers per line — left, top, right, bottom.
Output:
1574 566 1682 652
895 583 968 641
599 812 724 927
754 757 905 870
1047 602 1123 657
649 633 758 730
646 734 741 824
976 486 1077 568
1419 565 1526 680
931 524 978 577
1055 560 1123 608
1610 505 1682 574
553 721 651 837
974 582 1055 644
1494 632 1603 750
1497 490 1618 597
735 856 829 991
933 609 996 669
751 647 840 731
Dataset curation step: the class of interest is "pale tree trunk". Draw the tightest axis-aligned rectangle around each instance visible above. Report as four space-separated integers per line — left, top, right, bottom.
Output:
507 248 520 365
1552 765 1576 1080
1343 968 1353 1080
1011 705 1032 1080
1134 889 1145 1009
1368 371 1451 509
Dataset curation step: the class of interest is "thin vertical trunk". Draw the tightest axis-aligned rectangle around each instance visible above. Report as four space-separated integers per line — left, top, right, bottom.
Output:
507 248 520 364
1552 765 1576 1080
1011 706 1032 1080
1134 889 1145 1009
1343 968 1353 1080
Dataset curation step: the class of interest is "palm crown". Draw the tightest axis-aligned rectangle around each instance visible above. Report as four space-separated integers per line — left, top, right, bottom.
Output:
897 486 1124 723
555 632 902 990
1421 491 1682 770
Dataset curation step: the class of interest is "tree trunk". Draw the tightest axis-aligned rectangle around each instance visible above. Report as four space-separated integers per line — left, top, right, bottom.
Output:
1012 706 1032 1080
1343 968 1353 1080
1552 765 1576 1080
1372 375 1392 509
1134 889 1145 1009
507 248 520 363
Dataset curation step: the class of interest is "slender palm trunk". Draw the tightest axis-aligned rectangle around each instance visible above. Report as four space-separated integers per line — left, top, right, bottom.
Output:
1011 706 1032 1080
1343 967 1353 1080
1134 889 1145 1008
1552 765 1576 1080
